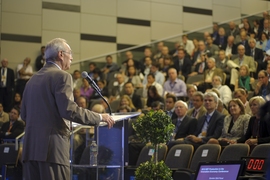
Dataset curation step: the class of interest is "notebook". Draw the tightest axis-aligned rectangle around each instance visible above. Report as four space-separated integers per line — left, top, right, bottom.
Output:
194 160 246 180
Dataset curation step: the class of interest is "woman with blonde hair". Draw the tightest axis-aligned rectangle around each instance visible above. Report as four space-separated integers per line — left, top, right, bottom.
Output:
233 96 270 145
117 95 136 112
208 98 250 146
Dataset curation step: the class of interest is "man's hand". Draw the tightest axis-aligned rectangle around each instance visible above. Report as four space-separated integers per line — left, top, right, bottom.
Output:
187 135 202 143
101 114 115 129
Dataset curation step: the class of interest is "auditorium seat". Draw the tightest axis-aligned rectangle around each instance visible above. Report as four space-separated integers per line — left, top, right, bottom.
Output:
219 144 250 161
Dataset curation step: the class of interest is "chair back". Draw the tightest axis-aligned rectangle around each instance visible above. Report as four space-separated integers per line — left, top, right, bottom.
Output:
189 144 221 171
250 144 270 158
136 144 167 166
0 143 19 168
165 144 194 169
219 144 250 161
186 74 204 84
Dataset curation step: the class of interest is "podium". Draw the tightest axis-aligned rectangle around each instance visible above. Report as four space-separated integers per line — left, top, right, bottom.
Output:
70 112 140 180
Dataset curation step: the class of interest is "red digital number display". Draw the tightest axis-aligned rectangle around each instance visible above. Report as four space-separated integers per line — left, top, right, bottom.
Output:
246 158 265 172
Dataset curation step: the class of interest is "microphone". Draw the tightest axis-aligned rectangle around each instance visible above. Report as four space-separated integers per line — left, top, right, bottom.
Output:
81 71 112 115
81 71 100 92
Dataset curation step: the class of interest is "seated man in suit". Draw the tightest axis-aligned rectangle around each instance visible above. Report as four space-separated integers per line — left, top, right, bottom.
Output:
187 91 207 119
0 107 25 140
164 93 177 120
109 73 127 102
228 44 256 87
167 100 197 149
173 49 192 81
181 92 224 150
123 82 143 111
195 57 224 93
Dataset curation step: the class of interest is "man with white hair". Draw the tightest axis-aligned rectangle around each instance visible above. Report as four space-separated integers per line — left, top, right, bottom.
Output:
167 100 197 149
181 92 224 149
195 57 224 92
212 75 232 107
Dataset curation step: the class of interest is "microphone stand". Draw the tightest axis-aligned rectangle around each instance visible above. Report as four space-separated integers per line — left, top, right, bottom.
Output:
90 81 112 116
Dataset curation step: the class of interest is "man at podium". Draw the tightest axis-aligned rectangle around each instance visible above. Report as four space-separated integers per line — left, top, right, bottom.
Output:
21 38 114 180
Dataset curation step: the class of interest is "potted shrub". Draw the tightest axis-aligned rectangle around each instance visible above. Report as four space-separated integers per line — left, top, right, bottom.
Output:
133 110 175 180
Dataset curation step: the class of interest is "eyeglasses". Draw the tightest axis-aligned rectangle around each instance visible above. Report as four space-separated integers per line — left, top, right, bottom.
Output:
62 50 72 57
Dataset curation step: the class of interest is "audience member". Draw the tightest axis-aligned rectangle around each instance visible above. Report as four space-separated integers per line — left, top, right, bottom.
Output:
35 46 45 71
16 57 33 97
169 41 180 57
101 55 119 81
195 57 224 92
187 91 207 119
143 62 165 86
141 56 152 76
123 82 143 111
211 23 219 41
233 88 252 115
254 70 270 100
192 40 207 66
173 49 192 80
208 98 250 146
229 45 256 87
186 84 197 109
189 50 209 77
117 95 136 112
181 92 224 149
221 35 237 59
248 38 264 75
0 103 9 126
168 100 197 149
236 31 251 53
206 36 219 58
0 58 15 112
258 19 270 41
91 104 105 114
126 66 142 89
139 47 153 65
0 107 24 140
142 73 163 98
217 98 229 116
73 88 81 103
88 62 97 78
160 55 174 80
73 70 82 89
80 78 94 102
191 38 199 58
226 21 239 38
182 35 195 56
216 50 231 84
252 19 260 37
256 32 268 51
153 41 164 60
164 68 187 97
212 75 232 107
146 86 164 108
109 73 126 101
76 96 88 109
234 96 270 145
13 93 22 109
164 93 177 119
235 64 255 91
90 80 109 100
213 27 227 48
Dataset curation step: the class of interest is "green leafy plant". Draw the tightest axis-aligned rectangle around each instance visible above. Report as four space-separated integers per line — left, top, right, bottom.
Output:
133 110 175 180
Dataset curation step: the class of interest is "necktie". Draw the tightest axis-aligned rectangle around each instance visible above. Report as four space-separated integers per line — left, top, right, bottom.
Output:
174 119 182 134
7 122 13 132
193 110 198 118
1 68 5 87
199 63 204 73
251 49 254 57
206 114 211 124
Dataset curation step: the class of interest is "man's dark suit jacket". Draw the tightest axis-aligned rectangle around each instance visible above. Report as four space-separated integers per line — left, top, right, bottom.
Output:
0 120 25 139
173 57 192 79
131 93 143 110
195 110 224 143
194 61 208 74
172 115 197 139
213 35 228 48
236 40 251 55
0 67 15 91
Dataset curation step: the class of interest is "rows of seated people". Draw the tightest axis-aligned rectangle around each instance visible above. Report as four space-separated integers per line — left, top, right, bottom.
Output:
1 13 270 166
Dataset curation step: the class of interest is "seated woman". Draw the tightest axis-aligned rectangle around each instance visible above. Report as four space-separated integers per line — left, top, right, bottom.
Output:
235 64 254 91
146 86 164 109
233 96 270 145
12 93 22 109
126 66 142 89
208 98 250 146
80 78 94 102
117 95 136 112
